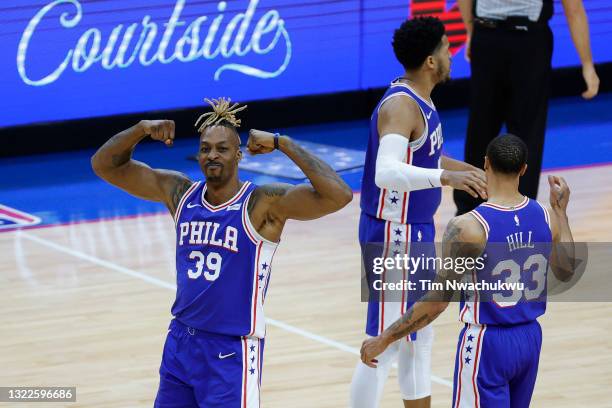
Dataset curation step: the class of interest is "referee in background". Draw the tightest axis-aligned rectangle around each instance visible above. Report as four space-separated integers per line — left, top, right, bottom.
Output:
454 0 600 215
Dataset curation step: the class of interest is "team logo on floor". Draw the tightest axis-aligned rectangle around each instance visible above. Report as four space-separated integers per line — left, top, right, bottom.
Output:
0 204 41 230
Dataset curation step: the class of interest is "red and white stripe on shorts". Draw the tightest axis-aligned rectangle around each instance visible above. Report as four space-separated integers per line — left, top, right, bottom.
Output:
454 323 487 408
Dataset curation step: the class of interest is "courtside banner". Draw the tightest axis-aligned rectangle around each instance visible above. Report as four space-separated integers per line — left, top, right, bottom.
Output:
1 0 610 128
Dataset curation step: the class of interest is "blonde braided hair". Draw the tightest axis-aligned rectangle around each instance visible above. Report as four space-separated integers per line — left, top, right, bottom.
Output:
194 97 247 133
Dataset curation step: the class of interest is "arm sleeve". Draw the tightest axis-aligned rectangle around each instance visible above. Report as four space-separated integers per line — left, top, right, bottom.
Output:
375 133 443 192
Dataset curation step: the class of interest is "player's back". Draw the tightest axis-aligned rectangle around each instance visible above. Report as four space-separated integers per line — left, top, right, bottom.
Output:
172 181 277 339
461 197 552 326
360 79 443 225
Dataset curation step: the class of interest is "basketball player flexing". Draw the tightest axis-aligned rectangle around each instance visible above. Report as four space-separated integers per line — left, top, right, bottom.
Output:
91 98 352 407
352 17 487 408
361 135 576 407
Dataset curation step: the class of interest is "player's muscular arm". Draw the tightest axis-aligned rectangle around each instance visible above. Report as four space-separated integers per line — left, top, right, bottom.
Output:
360 215 485 367
375 97 487 198
547 175 576 282
91 120 192 215
441 155 479 172
377 95 423 142
245 130 352 240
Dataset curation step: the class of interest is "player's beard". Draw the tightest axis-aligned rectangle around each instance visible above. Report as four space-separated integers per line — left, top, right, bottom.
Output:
436 63 451 84
433 53 451 84
205 163 224 183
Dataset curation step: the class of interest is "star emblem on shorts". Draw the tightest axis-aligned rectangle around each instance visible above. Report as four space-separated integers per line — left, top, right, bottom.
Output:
258 273 265 281
250 345 256 352
466 345 473 353
262 262 268 270
390 196 399 204
467 334 474 342
249 367 255 375
394 228 402 236
465 356 472 364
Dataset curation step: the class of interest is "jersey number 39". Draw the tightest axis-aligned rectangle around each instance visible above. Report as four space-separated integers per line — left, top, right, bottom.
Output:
187 250 222 281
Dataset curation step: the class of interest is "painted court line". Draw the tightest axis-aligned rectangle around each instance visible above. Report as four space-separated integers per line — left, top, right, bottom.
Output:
19 230 453 389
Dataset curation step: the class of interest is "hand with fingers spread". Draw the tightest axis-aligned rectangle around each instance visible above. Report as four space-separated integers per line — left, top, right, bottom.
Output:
141 120 176 147
441 169 488 200
548 175 570 213
247 129 278 155
360 336 390 368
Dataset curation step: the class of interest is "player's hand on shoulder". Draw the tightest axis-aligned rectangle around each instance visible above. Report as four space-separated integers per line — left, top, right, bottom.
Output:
441 169 487 200
247 129 277 155
548 175 570 213
140 120 175 146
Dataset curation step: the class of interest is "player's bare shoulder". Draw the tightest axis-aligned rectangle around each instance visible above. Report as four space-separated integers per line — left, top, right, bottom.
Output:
377 93 423 141
444 213 487 257
241 183 292 243
247 183 291 218
159 170 193 216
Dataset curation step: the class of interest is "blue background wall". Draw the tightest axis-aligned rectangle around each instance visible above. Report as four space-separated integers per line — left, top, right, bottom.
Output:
2 0 611 128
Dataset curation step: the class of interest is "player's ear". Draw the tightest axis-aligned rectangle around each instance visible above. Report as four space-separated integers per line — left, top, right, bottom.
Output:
519 163 527 177
483 156 490 172
236 148 243 162
426 55 435 69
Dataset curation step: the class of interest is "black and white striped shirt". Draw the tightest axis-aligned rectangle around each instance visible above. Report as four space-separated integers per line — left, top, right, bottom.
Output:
475 0 553 22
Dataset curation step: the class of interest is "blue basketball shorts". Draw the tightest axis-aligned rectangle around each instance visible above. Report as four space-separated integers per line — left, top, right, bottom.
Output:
154 319 264 408
452 321 542 408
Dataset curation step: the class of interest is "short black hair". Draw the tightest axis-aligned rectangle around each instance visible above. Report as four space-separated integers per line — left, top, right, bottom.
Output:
486 134 528 174
392 17 445 70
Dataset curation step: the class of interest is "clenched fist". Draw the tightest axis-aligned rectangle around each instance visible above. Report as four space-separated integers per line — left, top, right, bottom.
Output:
140 120 175 146
548 175 570 213
247 129 278 155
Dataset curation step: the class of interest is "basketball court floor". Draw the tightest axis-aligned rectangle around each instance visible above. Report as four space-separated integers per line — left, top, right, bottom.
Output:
1 96 611 407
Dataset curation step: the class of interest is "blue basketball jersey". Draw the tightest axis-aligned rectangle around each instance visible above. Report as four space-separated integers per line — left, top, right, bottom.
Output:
172 181 278 339
460 197 552 326
360 79 443 224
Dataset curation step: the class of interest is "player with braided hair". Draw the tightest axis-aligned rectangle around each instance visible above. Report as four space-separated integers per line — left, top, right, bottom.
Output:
91 98 353 407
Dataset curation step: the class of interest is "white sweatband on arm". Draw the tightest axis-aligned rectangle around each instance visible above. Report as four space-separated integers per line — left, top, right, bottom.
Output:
375 133 443 192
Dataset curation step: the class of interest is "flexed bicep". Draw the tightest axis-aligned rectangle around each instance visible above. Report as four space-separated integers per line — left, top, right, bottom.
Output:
273 184 345 221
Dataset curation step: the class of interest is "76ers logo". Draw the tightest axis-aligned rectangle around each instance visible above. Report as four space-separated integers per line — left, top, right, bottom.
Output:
409 0 467 55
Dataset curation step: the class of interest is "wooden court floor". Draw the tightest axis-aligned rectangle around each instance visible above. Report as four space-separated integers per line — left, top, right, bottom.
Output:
1 165 611 407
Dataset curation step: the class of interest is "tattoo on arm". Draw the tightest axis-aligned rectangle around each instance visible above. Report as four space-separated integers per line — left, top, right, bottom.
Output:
168 178 193 216
291 143 345 184
383 217 485 342
247 184 290 216
385 308 440 342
